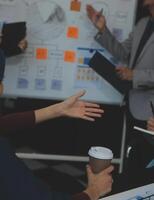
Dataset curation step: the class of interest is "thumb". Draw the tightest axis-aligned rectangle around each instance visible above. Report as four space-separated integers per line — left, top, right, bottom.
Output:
86 165 93 178
73 90 86 100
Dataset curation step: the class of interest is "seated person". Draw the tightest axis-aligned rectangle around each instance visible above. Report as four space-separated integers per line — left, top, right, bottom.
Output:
0 137 113 200
0 49 114 200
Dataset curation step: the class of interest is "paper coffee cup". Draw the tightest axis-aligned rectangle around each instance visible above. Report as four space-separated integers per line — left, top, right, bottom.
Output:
88 146 113 174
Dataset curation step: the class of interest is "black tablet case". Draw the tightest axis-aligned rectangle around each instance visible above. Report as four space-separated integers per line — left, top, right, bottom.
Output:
0 22 26 57
89 51 132 94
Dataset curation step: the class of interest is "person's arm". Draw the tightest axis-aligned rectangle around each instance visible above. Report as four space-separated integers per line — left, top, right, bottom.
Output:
34 90 104 123
94 15 154 88
95 28 132 65
0 90 104 133
86 4 131 64
73 165 114 200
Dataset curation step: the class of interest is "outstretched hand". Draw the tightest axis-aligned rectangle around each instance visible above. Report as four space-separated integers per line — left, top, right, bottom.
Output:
60 90 104 121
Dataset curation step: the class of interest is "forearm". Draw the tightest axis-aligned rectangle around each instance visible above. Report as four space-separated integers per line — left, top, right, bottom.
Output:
95 27 130 64
34 102 64 124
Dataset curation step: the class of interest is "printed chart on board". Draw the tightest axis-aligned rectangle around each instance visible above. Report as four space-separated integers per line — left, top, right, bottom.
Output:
0 0 137 104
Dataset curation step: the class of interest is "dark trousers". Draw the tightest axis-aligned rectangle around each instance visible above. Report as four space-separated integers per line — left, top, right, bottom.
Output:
0 137 70 200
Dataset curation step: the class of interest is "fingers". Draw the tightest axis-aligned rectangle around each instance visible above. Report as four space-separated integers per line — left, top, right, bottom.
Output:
116 67 125 75
86 4 95 16
73 90 86 100
116 67 130 80
86 4 98 23
147 117 154 125
83 113 102 121
86 164 114 176
85 112 102 118
102 165 114 174
82 116 96 122
148 117 154 123
84 102 100 108
83 108 104 121
147 118 154 130
85 107 104 113
116 66 125 72
18 39 28 51
86 164 93 177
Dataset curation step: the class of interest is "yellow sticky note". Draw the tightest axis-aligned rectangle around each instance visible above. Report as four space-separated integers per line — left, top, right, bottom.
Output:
36 48 48 60
67 26 79 39
70 0 81 12
64 51 76 63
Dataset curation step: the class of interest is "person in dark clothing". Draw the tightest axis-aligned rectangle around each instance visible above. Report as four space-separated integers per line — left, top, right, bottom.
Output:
0 137 114 200
0 43 113 200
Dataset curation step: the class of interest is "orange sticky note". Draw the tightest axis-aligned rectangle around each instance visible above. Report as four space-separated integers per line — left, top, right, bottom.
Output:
36 48 48 60
67 26 79 39
64 51 76 63
70 0 81 12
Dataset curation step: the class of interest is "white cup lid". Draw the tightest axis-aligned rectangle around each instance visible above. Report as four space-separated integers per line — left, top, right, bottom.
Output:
88 146 113 159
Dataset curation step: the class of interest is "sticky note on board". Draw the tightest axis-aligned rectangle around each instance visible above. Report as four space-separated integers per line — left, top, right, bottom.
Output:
70 0 81 12
67 26 79 39
36 48 48 60
64 51 76 63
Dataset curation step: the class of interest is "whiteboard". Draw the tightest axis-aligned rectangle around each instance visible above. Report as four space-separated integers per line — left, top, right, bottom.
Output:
0 0 137 104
